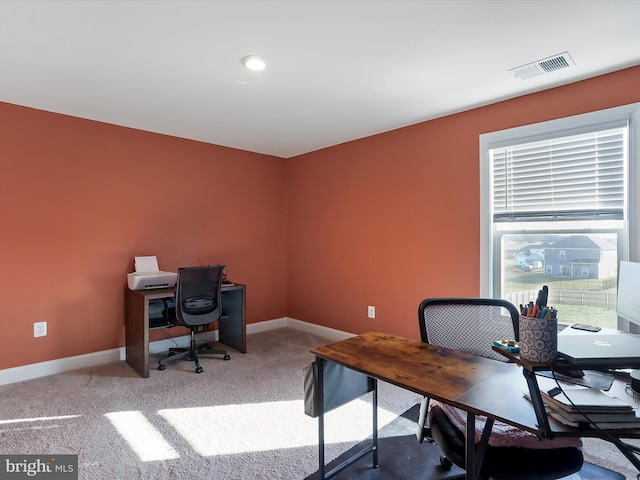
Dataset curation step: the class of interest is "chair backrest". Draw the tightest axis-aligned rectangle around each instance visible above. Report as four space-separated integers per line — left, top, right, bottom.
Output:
418 298 520 362
175 265 224 327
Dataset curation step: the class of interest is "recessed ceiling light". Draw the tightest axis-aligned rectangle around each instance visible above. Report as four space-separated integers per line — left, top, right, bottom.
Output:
241 55 266 71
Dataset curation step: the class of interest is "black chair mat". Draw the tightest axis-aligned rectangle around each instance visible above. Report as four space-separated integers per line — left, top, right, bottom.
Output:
305 405 625 480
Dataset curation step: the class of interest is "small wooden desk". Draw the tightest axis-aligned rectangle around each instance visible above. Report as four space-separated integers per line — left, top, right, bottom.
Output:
312 332 640 480
125 283 246 378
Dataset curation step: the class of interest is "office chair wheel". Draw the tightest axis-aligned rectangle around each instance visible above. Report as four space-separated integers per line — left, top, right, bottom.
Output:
158 364 166 371
439 456 452 470
195 366 204 374
224 354 231 361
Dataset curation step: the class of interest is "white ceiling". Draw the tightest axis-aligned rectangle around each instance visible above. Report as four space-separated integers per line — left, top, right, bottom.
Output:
2 1 640 158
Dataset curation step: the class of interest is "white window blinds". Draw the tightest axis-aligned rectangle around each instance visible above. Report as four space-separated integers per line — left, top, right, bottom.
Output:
491 125 627 222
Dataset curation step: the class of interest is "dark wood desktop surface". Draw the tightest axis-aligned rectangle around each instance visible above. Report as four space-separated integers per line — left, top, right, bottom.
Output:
312 332 640 439
313 332 542 435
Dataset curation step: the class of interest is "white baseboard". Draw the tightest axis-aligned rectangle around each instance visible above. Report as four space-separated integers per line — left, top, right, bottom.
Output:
246 317 289 334
0 348 123 386
283 317 355 342
0 318 352 386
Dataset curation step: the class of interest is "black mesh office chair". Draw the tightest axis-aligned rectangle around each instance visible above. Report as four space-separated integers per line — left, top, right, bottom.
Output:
416 298 583 480
158 265 230 374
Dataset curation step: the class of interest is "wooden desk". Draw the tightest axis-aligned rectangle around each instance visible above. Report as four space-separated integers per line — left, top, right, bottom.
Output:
312 332 640 480
312 332 521 480
125 283 246 378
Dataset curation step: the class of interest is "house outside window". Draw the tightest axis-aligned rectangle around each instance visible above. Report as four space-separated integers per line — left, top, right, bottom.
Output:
480 103 640 330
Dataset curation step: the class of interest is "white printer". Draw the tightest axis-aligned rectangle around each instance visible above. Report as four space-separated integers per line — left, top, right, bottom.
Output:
127 256 177 290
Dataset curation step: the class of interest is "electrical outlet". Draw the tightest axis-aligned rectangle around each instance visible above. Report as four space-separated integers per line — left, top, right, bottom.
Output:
34 321 47 338
368 306 376 319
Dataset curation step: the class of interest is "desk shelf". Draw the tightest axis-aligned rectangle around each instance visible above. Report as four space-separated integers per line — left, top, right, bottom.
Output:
492 344 640 473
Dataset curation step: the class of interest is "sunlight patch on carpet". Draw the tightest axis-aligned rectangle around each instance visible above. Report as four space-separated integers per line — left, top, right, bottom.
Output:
158 399 399 456
105 411 180 462
0 415 80 425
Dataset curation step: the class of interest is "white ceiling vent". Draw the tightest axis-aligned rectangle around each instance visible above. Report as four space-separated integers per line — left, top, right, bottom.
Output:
509 52 575 80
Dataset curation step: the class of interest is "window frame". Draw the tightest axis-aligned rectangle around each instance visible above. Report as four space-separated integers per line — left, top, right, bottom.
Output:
480 103 640 330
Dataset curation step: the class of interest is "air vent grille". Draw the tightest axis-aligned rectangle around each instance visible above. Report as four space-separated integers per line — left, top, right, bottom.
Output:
539 55 570 72
509 52 575 80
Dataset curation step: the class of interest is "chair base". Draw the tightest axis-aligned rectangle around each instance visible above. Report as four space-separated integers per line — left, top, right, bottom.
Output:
158 331 230 374
427 406 584 480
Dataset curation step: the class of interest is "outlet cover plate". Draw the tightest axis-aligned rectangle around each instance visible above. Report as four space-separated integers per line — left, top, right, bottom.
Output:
34 322 47 337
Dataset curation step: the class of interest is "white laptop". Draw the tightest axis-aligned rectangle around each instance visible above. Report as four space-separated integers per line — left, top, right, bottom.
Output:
557 332 640 368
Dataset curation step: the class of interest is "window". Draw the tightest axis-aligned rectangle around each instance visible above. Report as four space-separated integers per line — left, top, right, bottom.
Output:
480 103 640 330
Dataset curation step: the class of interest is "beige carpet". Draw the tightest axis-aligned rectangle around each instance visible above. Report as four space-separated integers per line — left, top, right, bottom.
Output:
0 327 637 479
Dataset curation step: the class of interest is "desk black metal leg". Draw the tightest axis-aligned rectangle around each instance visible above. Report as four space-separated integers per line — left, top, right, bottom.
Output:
372 378 378 469
465 412 475 480
318 357 326 479
465 412 493 480
474 417 493 480
522 368 552 436
316 361 378 480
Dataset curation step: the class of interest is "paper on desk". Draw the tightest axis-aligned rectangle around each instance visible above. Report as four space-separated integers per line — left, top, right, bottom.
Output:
134 256 159 273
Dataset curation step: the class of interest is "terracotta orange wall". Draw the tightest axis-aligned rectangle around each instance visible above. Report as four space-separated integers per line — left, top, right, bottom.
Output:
0 103 287 370
286 66 640 341
3 66 640 371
